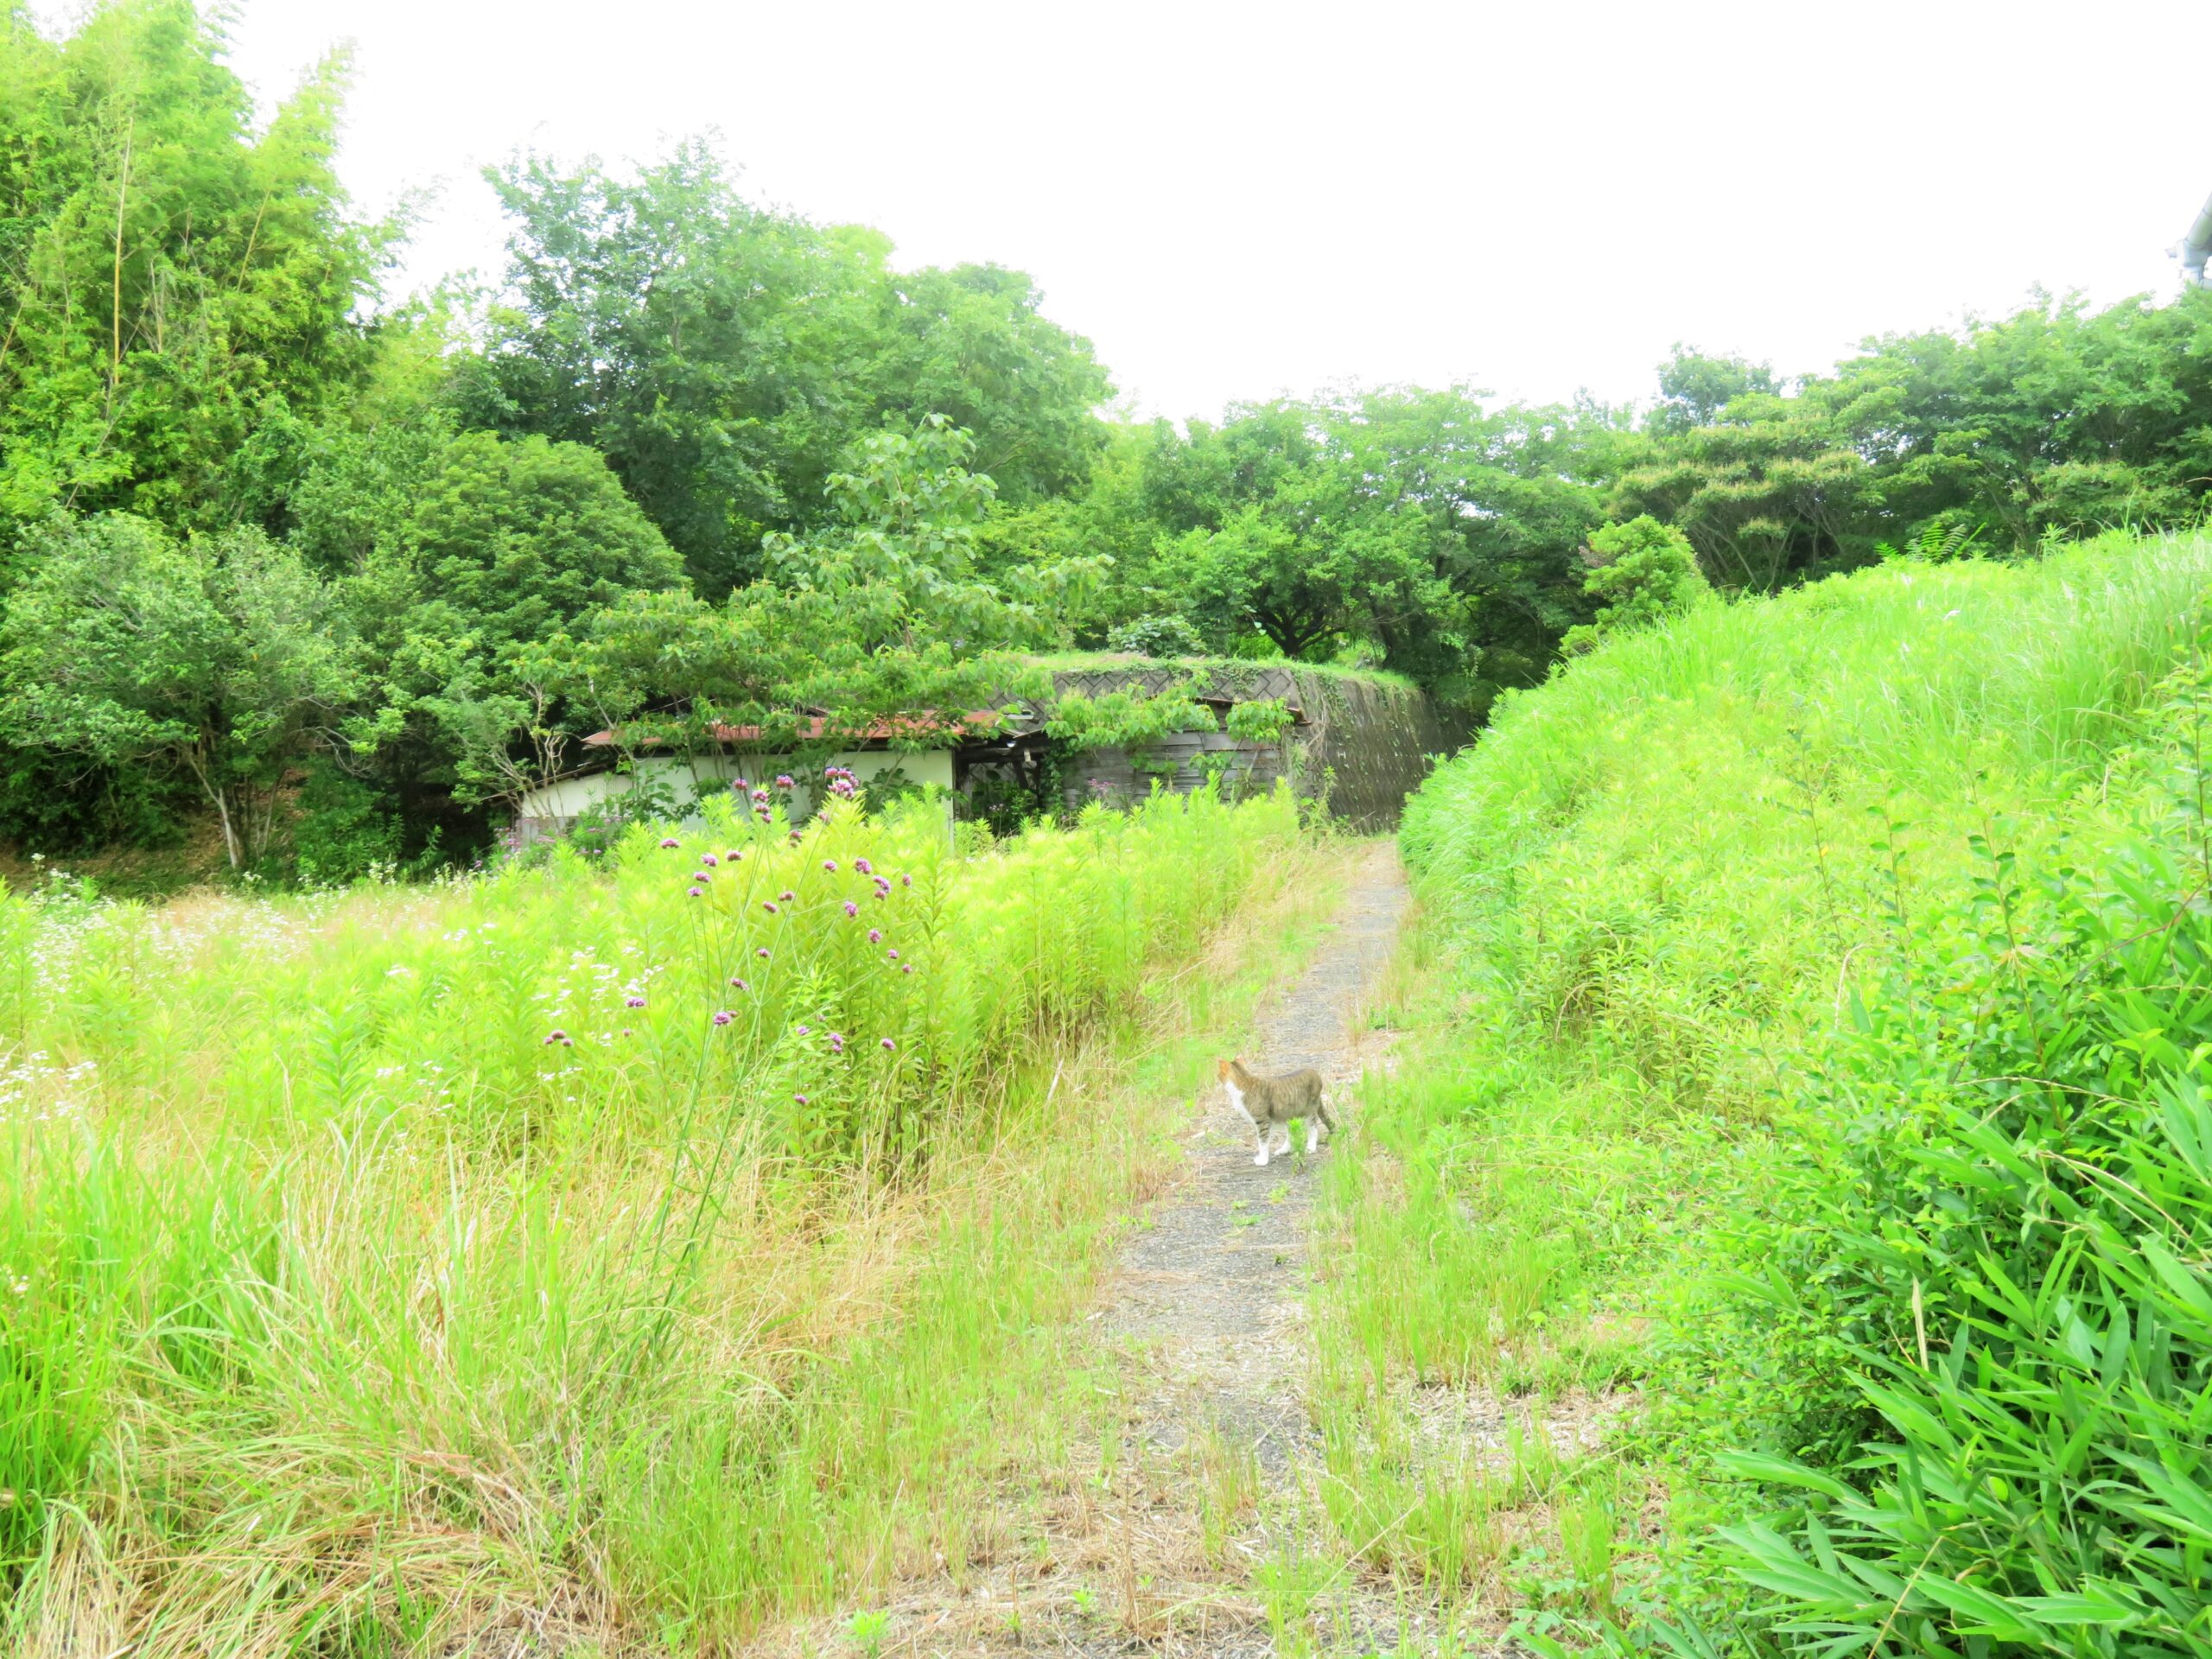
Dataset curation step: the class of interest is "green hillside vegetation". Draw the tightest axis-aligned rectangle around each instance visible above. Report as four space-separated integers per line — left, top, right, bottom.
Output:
1328 531 2212 1651
17 3 2212 1651
10 3 2212 877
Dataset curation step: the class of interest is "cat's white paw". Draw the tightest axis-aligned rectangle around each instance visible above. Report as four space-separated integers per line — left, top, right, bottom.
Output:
1253 1150 1269 1166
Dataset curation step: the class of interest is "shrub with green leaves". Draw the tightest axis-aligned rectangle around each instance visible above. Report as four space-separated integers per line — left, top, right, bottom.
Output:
1046 680 1217 751
1224 696 1294 743
1107 614 1207 658
1560 514 1712 654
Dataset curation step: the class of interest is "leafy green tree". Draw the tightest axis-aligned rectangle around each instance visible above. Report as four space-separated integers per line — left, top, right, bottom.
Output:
460 144 1109 593
1810 289 2212 551
1560 515 1712 652
1079 390 1619 706
1646 346 1780 435
1611 390 1883 591
1325 386 1622 696
760 415 1087 654
314 425 687 822
861 260 1111 505
551 419 1060 758
0 513 356 866
0 1 381 534
979 421 1164 641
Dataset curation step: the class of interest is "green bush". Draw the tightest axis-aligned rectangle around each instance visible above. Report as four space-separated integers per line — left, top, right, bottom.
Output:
288 761 404 885
1560 515 1712 654
1107 614 1206 658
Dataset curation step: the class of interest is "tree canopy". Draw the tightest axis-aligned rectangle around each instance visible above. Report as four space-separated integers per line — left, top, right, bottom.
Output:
10 1 2212 874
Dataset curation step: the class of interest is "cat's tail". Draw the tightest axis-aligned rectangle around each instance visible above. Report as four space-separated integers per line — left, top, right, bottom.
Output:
1317 1086 1338 1133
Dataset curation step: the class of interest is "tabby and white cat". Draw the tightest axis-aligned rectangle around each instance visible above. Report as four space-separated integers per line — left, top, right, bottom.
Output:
1217 1056 1336 1166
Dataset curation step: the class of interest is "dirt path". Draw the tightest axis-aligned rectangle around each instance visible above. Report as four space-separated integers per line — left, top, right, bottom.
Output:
945 841 1417 1658
1100 840 1404 1479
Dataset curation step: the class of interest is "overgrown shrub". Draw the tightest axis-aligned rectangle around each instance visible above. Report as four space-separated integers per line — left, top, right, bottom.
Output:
288 761 404 885
1560 515 1711 654
1107 614 1206 658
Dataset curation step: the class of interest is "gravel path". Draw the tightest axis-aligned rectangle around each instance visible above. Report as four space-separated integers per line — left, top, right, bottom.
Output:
956 841 1417 1658
1101 840 1408 1477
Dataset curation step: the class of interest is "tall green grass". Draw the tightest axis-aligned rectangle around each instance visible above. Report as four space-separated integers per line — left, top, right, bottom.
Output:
0 783 1313 1652
1647 656 2212 1656
1315 532 2212 1643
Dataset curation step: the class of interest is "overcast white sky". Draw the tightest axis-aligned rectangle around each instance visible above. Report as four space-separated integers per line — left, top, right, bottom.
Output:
97 1 2212 419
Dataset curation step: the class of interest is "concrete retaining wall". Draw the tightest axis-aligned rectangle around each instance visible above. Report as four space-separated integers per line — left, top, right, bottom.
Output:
1047 664 1467 830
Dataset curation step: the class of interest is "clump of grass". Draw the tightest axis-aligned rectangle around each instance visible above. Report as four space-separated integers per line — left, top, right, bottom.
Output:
0 782 1317 1649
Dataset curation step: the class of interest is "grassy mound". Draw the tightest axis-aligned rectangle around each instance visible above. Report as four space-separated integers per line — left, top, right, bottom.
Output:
1319 531 2212 1653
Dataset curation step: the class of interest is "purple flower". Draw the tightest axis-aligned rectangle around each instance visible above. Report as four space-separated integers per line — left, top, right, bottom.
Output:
830 1033 845 1054
543 1028 569 1046
887 949 900 961
779 889 795 903
659 837 681 850
797 1024 810 1036
729 976 750 991
752 788 771 804
880 1037 896 1052
901 963 914 975
733 778 749 791
757 948 771 960
844 900 859 917
693 868 711 880
855 858 873 875
726 849 743 862
874 875 892 891
868 928 881 944
762 901 779 914
793 1093 810 1106
620 1027 634 1037
625 995 647 1008
788 830 804 843
900 874 912 888
700 853 718 868
687 886 705 899
822 859 837 873
776 774 795 790
712 1009 734 1027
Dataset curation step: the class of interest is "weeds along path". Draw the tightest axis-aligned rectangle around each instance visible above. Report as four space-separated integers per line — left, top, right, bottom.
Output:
874 839 1414 1658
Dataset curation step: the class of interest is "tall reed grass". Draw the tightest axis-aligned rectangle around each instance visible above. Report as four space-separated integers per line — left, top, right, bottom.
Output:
0 782 1306 1653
